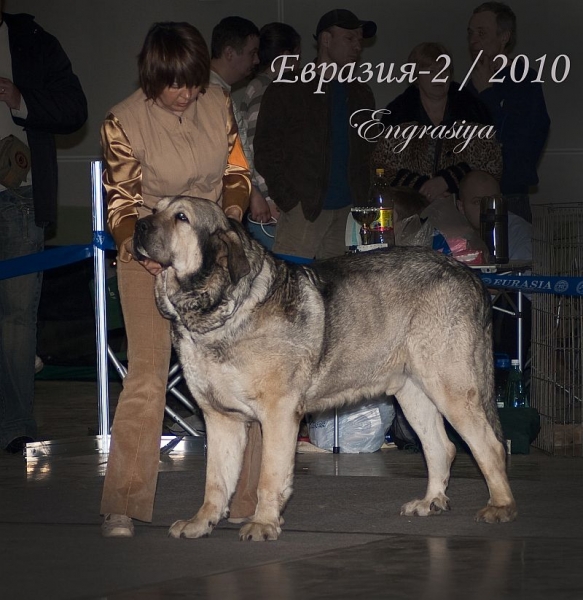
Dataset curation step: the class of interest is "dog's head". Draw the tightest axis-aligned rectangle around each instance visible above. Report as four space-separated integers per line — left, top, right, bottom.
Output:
133 196 251 284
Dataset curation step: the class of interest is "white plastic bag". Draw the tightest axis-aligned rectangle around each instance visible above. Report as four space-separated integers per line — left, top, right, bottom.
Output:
308 396 395 453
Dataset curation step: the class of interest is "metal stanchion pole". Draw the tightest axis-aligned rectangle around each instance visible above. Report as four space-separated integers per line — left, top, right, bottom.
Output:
91 160 110 452
517 285 524 371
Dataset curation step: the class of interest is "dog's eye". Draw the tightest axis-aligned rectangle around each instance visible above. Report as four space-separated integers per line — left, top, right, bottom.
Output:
151 208 158 215
175 212 189 223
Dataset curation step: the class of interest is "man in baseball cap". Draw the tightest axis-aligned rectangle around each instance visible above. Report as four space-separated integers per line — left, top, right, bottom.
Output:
315 8 377 40
254 7 376 260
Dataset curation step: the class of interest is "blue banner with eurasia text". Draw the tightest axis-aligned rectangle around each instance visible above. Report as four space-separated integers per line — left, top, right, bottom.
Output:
1 242 582 297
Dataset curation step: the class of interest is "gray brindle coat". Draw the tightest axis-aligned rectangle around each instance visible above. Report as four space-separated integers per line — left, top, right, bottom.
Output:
133 196 517 541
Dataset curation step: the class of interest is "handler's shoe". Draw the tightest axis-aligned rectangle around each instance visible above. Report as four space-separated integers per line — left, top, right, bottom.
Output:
102 513 134 538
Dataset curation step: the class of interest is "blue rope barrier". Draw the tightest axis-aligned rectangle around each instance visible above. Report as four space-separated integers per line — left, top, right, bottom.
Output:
1 245 582 296
0 231 115 281
0 244 94 280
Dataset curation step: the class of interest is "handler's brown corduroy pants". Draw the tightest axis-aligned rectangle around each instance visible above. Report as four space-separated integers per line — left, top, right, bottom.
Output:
100 258 260 522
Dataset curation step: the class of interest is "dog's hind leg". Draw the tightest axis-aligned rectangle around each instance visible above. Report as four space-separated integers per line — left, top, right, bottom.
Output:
238 404 300 541
439 397 517 524
168 411 247 539
397 378 457 517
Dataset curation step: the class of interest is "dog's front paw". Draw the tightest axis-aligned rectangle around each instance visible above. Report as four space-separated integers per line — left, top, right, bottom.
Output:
238 520 281 541
168 517 215 539
400 494 451 517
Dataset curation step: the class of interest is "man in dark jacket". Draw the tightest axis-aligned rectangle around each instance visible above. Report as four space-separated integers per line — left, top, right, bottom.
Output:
0 6 87 453
254 9 376 259
467 2 550 223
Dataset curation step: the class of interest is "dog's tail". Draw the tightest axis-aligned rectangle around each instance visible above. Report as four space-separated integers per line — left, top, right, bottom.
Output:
476 279 505 443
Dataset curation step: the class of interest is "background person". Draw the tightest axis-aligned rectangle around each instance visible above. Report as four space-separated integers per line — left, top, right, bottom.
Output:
239 22 302 250
466 2 550 223
373 42 501 203
209 17 267 240
100 22 250 537
209 15 259 152
0 4 87 454
254 8 376 259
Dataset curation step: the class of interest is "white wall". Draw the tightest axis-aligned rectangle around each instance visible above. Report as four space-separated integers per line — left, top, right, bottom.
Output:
6 0 582 242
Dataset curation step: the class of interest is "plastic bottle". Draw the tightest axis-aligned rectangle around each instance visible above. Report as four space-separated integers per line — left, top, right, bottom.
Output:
369 168 395 247
480 194 509 264
505 359 529 408
494 353 511 408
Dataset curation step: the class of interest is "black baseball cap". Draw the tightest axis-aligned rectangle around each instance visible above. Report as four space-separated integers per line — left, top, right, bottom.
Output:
315 9 377 39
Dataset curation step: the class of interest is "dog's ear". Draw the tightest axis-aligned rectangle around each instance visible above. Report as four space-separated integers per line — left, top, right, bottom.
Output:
218 228 251 284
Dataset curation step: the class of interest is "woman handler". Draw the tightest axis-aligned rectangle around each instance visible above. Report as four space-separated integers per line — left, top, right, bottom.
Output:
100 22 255 537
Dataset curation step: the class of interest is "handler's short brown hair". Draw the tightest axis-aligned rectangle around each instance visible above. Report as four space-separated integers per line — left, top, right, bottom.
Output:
138 22 210 100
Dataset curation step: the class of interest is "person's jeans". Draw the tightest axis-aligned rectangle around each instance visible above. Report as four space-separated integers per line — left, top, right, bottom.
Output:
0 186 43 448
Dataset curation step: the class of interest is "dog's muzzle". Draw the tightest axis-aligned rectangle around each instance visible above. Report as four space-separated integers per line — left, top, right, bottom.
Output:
133 216 156 261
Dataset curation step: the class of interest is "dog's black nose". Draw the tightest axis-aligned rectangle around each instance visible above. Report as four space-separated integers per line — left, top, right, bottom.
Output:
136 218 152 234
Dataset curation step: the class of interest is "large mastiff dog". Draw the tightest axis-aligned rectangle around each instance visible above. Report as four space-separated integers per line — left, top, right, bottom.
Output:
134 196 517 541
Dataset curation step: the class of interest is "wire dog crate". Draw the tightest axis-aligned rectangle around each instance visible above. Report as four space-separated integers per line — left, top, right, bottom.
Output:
531 203 583 456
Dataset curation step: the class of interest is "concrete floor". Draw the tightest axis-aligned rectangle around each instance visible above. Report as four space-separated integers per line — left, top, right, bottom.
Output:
2 379 583 599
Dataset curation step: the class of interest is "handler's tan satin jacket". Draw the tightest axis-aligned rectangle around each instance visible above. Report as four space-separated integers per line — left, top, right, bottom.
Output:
101 84 250 261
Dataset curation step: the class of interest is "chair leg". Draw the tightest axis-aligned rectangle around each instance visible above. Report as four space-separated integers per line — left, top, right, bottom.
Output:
107 346 204 438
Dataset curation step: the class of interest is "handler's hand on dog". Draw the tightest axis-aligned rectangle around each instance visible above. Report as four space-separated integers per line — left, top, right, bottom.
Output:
124 239 164 275
138 258 164 276
223 205 243 222
0 77 22 111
